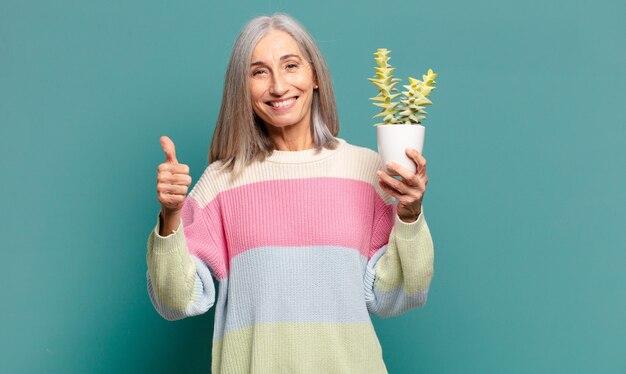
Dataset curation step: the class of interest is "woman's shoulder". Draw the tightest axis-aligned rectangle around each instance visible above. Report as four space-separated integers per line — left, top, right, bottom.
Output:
187 160 230 204
340 140 393 203
340 139 383 169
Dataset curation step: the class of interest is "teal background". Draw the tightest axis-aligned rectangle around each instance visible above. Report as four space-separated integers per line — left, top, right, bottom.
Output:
1 0 624 372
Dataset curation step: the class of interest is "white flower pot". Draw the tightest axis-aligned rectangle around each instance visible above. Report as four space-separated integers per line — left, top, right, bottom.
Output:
377 124 425 176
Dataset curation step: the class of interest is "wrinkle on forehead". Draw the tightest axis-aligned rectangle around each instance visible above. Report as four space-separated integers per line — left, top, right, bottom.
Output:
252 30 305 64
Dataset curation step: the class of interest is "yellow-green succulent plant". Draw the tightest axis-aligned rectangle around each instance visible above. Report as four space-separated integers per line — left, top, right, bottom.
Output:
368 48 438 126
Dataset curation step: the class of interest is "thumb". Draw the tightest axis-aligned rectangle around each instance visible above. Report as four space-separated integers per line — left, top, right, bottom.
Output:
160 136 178 164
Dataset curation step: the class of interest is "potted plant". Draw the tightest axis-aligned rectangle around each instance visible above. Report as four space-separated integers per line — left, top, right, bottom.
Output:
368 48 438 176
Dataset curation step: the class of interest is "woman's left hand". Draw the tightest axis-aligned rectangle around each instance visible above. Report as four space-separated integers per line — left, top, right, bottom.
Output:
376 148 428 223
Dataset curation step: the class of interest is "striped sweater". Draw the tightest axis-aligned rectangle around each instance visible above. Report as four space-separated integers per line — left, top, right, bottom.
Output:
146 137 435 373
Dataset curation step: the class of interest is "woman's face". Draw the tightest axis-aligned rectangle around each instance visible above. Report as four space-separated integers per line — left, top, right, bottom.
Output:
249 29 317 131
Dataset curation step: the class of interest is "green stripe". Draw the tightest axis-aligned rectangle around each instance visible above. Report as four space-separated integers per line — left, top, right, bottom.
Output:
212 322 388 374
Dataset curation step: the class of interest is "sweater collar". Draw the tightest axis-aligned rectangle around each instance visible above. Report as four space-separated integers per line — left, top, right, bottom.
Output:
264 137 346 164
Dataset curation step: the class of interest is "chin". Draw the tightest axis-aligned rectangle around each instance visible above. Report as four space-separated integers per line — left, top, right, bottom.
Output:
265 120 302 129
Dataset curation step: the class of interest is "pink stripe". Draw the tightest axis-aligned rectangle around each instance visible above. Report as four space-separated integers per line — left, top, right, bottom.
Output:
222 178 379 261
181 196 229 280
183 177 394 277
370 199 396 258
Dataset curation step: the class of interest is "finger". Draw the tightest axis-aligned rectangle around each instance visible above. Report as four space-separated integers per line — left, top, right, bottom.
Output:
377 169 410 195
378 179 400 199
158 163 189 175
158 174 192 186
158 192 186 207
405 148 427 173
160 136 178 164
385 161 418 186
157 183 189 195
171 174 192 186
169 164 190 175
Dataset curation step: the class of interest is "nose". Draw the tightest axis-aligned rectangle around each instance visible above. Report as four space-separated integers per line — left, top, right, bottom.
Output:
269 71 288 97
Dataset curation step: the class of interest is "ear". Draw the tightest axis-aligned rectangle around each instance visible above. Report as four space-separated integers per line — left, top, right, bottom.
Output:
311 68 319 88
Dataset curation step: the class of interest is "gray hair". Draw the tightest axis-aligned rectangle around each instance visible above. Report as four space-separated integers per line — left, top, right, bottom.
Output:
208 13 340 181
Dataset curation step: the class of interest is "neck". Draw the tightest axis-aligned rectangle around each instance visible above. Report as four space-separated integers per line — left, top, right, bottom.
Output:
273 137 314 151
267 124 314 151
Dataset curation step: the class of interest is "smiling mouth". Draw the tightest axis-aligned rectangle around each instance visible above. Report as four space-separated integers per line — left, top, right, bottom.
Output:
266 96 299 108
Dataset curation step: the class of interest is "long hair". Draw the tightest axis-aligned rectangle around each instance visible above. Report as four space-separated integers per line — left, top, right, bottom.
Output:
208 13 340 181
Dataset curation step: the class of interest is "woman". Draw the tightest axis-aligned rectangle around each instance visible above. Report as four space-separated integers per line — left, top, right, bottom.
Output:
147 13 434 374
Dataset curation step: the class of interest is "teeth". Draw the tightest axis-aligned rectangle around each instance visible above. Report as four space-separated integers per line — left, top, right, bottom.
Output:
270 97 296 108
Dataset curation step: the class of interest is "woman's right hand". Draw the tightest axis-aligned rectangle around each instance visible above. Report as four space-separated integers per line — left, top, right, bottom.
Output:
157 136 192 215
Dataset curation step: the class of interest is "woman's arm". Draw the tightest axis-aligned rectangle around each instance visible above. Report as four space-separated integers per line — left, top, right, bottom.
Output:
146 197 218 321
364 205 434 318
364 148 434 318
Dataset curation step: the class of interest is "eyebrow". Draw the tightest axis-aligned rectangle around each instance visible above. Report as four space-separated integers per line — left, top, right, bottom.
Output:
250 54 302 67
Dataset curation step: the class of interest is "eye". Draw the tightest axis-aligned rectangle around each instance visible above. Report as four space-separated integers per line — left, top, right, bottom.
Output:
252 68 268 76
286 63 299 69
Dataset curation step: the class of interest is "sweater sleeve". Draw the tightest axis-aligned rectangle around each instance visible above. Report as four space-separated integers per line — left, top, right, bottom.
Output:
364 201 435 318
145 194 218 321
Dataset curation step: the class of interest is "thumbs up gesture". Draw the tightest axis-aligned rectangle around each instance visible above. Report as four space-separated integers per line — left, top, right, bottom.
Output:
157 136 192 214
